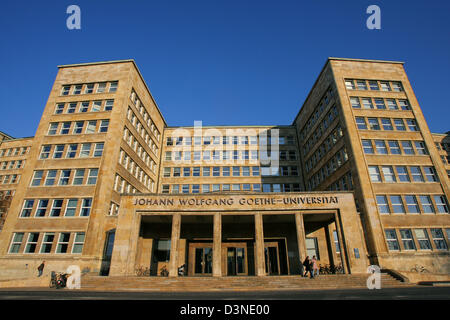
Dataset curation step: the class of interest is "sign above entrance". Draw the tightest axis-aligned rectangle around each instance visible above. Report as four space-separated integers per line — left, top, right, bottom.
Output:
130 193 343 211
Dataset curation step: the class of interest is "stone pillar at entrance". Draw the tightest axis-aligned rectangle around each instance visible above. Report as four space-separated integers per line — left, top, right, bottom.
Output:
295 213 307 263
169 214 181 277
324 223 338 268
213 213 222 277
254 213 266 276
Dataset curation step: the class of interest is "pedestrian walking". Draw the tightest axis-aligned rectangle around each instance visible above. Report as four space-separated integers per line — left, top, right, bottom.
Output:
312 256 319 277
37 261 45 277
303 256 314 278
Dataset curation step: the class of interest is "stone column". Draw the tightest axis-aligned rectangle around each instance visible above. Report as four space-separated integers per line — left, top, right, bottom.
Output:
324 223 338 267
334 214 349 274
295 213 307 263
254 213 266 276
169 213 181 277
213 213 222 277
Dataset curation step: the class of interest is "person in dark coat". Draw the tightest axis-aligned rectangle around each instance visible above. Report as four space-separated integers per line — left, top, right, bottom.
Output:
37 261 45 277
303 256 314 278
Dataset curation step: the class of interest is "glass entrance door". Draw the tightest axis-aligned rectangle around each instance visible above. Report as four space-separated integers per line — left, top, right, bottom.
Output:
227 247 246 276
194 247 213 275
264 242 280 275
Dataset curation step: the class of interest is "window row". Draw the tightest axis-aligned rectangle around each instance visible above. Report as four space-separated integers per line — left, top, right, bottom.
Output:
123 127 158 171
39 143 104 160
30 168 99 187
362 139 428 156
61 81 118 96
298 87 336 142
0 146 30 157
162 165 299 178
300 105 339 152
0 174 20 185
307 147 349 191
1 159 25 170
368 165 439 183
118 149 155 190
9 232 85 254
355 117 419 132
129 89 161 141
376 194 449 215
127 107 160 151
113 174 143 194
161 183 303 194
325 171 354 192
350 96 410 110
166 135 295 147
345 79 403 92
385 228 449 251
55 99 114 114
20 198 92 218
48 120 109 135
164 149 297 162
304 125 344 172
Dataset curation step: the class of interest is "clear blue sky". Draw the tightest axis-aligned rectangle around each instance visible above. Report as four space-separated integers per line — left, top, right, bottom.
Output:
0 0 449 138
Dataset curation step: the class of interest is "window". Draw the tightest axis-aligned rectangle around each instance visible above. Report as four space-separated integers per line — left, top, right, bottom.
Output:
25 233 39 253
369 81 379 90
80 198 92 216
182 184 190 193
356 80 367 90
401 141 414 155
66 144 78 158
61 86 70 95
252 166 260 176
374 140 388 154
97 83 106 93
406 119 418 131
72 233 85 253
87 169 98 185
192 167 200 177
55 103 65 114
253 184 261 192
60 122 71 135
183 167 191 177
368 166 381 182
40 233 55 253
394 119 406 131
192 184 200 193
430 229 447 250
93 143 104 157
388 141 401 155
64 199 78 217
396 166 410 182
398 100 410 110
73 169 85 185
50 199 63 217
161 185 170 193
410 166 424 182
56 233 70 253
381 118 393 131
242 166 250 176
201 167 209 177
35 199 49 217
91 101 102 112
386 99 398 110
109 81 118 92
367 118 380 130
423 167 438 182
350 97 361 108
40 145 51 159
405 195 420 214
99 120 109 133
376 195 390 214
385 229 400 250
85 83 94 94
20 199 34 217
419 195 434 214
361 140 374 154
390 195 406 214
86 121 97 133
361 98 373 109
233 166 240 177
48 123 58 135
400 229 416 250
59 170 71 185
374 99 386 109
380 82 391 91
222 166 230 176
391 82 403 92
345 80 355 90
9 233 24 253
414 141 428 155
382 166 396 182
414 229 432 250
434 195 449 213
355 117 367 130
172 185 180 194
73 85 82 95
31 170 44 186
306 238 319 260
53 145 64 159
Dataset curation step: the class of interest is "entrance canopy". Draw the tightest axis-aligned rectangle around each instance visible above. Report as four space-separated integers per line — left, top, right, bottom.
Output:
110 192 369 276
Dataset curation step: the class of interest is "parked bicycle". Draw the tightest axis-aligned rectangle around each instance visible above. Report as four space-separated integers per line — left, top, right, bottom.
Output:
319 264 344 274
160 265 169 277
49 271 68 289
135 266 151 277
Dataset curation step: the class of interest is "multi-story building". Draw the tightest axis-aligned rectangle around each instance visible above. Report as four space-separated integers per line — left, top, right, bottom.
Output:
0 58 448 281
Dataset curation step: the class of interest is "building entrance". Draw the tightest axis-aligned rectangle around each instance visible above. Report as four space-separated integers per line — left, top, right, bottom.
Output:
224 243 247 276
188 243 213 275
264 242 280 275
